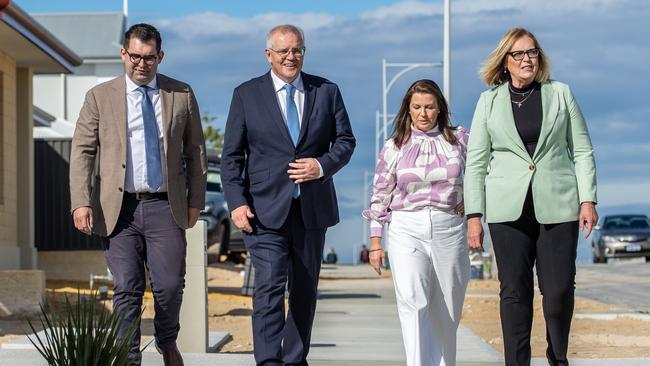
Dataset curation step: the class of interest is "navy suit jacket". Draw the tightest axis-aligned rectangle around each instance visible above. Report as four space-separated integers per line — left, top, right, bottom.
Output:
221 71 356 230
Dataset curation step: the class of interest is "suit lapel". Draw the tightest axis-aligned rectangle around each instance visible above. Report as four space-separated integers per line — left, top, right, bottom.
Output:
109 76 128 159
260 72 294 146
532 81 560 161
298 72 316 147
157 74 173 156
494 84 530 160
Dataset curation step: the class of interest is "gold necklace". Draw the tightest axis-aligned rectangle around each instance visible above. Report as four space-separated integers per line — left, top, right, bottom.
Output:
509 84 534 108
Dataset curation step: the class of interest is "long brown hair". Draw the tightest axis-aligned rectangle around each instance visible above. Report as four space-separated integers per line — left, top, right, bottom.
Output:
391 79 457 148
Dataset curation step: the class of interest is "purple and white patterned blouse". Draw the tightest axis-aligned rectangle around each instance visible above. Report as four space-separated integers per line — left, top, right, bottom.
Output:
362 125 469 237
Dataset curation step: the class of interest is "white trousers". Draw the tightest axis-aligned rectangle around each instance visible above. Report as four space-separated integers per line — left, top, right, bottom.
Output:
388 208 470 366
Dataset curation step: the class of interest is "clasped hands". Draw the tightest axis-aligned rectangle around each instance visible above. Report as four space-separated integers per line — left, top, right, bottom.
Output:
231 158 321 233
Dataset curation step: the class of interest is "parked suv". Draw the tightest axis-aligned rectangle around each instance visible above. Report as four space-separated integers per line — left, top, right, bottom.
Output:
592 214 650 263
200 165 245 262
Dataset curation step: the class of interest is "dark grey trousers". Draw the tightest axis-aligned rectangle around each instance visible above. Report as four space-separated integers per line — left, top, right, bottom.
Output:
105 195 187 365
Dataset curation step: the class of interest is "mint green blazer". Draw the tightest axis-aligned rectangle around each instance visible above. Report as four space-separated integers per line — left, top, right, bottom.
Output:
464 80 597 224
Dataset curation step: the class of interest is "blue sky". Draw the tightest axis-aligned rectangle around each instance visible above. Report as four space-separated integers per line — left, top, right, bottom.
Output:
22 0 650 263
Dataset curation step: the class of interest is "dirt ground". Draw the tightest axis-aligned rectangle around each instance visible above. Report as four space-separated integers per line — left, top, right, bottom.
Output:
2 263 649 358
462 279 650 358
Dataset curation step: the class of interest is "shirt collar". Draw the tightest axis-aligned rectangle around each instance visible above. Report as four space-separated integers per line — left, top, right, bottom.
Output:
270 70 303 93
411 124 441 138
126 74 158 93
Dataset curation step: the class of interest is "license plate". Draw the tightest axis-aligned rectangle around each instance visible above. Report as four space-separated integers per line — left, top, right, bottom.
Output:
626 244 641 252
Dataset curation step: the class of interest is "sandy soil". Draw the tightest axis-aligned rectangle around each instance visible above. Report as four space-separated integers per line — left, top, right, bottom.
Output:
2 264 649 358
462 279 650 358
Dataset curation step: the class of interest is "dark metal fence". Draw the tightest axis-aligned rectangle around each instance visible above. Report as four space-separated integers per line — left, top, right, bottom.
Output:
34 138 104 251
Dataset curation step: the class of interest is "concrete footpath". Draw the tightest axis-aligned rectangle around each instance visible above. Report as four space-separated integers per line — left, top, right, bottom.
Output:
2 265 650 365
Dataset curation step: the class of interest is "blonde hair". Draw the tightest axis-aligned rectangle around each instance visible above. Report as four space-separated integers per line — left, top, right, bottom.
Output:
480 28 550 86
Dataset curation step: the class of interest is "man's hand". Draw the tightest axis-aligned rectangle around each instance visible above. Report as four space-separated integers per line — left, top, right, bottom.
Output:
231 205 255 233
187 207 200 228
288 158 321 184
467 217 484 249
579 202 599 239
73 206 93 236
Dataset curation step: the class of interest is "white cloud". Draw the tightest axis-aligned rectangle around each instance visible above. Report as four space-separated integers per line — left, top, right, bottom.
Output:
598 179 650 206
157 11 339 40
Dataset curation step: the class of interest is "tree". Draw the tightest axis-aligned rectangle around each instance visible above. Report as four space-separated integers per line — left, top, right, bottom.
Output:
202 112 224 148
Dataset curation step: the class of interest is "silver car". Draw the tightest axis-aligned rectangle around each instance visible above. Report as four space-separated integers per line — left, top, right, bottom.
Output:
591 214 650 263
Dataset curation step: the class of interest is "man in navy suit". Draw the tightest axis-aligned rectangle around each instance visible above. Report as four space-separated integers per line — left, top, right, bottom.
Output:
221 24 355 366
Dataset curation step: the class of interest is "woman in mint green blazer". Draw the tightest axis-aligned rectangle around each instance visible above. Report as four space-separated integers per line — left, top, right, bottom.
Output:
464 28 598 366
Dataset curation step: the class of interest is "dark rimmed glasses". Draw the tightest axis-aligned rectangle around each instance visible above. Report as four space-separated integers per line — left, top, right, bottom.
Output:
508 48 540 61
125 50 159 65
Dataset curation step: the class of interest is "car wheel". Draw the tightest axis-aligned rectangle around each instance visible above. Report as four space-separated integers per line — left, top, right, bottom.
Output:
592 254 600 264
216 220 230 262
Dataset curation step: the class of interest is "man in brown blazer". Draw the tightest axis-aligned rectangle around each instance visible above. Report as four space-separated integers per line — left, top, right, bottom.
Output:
69 23 206 366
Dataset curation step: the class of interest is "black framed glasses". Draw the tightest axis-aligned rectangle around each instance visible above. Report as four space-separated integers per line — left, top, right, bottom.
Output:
125 50 158 65
508 48 540 61
269 47 306 58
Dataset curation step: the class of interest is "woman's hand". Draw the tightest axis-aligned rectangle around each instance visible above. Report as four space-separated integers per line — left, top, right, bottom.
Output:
467 217 484 249
579 202 599 238
369 236 386 275
454 201 465 217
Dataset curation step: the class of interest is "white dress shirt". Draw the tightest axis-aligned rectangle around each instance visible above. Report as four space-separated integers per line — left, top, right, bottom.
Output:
124 75 168 193
270 71 305 126
270 70 323 178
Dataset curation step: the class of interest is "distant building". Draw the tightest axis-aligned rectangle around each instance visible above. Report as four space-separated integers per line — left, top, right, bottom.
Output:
0 0 81 314
32 12 125 130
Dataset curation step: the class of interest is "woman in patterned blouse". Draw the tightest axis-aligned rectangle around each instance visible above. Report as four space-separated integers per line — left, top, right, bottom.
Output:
362 79 470 366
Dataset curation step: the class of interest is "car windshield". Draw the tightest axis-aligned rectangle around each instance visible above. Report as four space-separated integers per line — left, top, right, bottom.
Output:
207 170 222 192
603 215 650 230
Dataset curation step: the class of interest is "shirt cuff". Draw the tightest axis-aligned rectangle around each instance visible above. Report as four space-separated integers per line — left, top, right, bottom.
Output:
316 159 324 178
370 220 383 237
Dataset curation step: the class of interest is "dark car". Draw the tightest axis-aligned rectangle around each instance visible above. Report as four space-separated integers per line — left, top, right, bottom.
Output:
591 214 650 263
200 165 245 262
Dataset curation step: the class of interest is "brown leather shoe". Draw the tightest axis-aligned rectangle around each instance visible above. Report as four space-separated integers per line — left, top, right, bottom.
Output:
157 343 184 366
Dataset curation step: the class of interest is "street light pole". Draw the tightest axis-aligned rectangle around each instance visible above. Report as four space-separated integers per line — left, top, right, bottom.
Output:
443 0 451 107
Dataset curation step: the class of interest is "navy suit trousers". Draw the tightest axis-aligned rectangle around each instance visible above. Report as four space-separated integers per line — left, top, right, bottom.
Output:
245 199 326 366
105 195 187 365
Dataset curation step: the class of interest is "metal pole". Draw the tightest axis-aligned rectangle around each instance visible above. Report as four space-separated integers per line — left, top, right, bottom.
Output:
443 0 451 107
123 0 129 18
375 111 381 159
382 59 388 150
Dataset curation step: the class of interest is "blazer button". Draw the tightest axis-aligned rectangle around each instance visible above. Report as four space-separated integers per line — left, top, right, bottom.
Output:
529 164 535 171
118 187 123 192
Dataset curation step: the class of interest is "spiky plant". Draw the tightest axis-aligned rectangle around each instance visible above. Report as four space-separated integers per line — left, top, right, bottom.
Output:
27 291 141 366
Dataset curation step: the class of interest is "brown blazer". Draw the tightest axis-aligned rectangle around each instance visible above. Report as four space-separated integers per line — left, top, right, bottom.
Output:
69 74 207 236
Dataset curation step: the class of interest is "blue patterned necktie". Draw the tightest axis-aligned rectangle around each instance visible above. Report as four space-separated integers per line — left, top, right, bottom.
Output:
284 83 300 198
137 85 163 191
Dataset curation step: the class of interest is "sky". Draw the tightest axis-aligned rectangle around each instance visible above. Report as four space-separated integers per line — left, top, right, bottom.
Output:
21 0 650 263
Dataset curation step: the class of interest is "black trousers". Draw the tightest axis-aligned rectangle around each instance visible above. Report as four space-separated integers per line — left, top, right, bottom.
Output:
244 199 326 366
489 189 578 366
105 195 187 366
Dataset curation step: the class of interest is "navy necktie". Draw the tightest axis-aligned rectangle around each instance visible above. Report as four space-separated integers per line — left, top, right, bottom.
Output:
137 85 163 191
284 83 300 198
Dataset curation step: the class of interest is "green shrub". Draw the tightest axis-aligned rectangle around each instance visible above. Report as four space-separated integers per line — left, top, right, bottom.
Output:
27 291 141 366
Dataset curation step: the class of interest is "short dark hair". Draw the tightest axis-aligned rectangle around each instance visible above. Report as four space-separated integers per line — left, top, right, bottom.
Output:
123 23 162 52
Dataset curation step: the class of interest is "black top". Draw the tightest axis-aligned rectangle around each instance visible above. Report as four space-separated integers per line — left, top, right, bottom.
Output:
509 81 542 157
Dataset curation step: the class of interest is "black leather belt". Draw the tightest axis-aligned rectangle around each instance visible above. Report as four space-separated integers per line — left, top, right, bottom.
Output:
126 192 168 200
